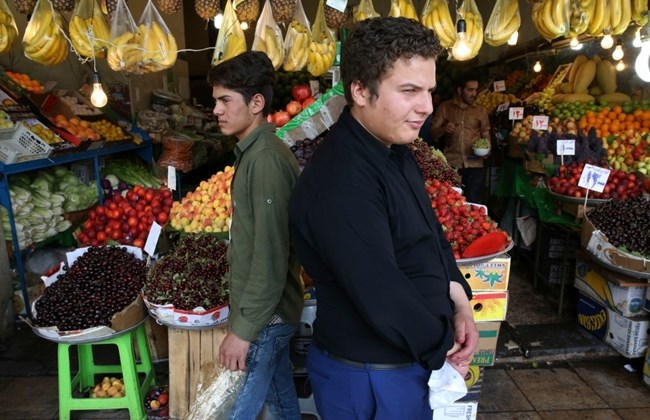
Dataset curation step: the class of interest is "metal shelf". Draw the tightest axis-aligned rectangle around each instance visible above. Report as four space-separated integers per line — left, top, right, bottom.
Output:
0 140 154 318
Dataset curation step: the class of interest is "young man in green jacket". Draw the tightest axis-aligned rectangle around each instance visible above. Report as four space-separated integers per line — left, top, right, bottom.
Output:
209 51 303 420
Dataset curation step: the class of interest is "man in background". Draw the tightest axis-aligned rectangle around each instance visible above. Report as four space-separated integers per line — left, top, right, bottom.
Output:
430 75 490 203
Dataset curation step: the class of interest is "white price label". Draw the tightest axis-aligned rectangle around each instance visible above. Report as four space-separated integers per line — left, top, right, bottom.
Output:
509 107 524 120
144 221 162 256
497 102 510 112
167 166 177 191
326 0 347 13
532 115 549 130
493 80 506 92
557 139 576 155
578 164 611 193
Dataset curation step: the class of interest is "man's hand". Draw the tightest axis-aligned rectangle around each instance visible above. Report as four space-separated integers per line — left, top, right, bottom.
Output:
219 331 251 372
445 122 456 134
447 282 479 376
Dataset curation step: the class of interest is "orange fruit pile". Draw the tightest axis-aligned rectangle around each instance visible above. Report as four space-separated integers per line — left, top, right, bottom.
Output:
4 71 44 94
52 114 101 141
578 106 650 138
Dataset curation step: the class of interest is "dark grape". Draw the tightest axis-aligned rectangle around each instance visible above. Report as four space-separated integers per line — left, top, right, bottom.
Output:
408 139 462 187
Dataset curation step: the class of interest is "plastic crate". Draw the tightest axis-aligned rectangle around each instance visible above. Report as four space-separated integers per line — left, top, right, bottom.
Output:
0 124 52 164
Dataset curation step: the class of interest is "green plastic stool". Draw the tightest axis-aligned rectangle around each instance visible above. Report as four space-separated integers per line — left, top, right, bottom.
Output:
57 321 156 420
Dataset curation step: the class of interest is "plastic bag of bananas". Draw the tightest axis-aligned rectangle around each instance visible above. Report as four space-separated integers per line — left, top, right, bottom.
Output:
455 0 483 60
633 0 648 26
567 0 594 38
212 0 247 66
69 0 111 59
353 0 379 22
532 0 570 40
0 0 18 54
136 0 178 73
484 0 520 47
252 0 284 70
388 0 419 20
107 0 141 72
307 0 336 77
421 0 456 48
22 0 68 66
282 0 310 72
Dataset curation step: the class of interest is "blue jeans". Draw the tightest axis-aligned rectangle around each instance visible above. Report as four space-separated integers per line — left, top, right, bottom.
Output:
307 344 432 419
228 323 301 420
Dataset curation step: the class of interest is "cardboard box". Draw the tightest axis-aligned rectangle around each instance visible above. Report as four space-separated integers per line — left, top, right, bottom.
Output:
507 135 525 159
470 291 508 322
471 321 500 366
585 228 650 275
643 345 650 387
644 287 650 313
577 292 649 358
458 255 511 292
143 295 229 327
575 254 648 317
432 367 482 420
523 151 554 174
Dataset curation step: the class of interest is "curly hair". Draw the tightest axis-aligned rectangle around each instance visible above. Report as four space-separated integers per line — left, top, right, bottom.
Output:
340 17 442 105
207 51 276 116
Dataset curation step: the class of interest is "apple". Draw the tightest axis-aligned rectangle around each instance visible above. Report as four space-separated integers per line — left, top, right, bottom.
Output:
292 84 312 102
285 100 302 116
273 111 291 127
302 96 316 109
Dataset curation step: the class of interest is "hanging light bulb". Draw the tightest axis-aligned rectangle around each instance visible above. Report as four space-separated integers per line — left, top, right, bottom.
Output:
601 31 614 49
90 72 108 108
612 40 624 60
616 60 626 71
214 11 224 29
507 31 518 46
533 60 542 72
451 19 472 61
241 21 249 30
633 28 643 48
570 37 580 49
636 23 650 81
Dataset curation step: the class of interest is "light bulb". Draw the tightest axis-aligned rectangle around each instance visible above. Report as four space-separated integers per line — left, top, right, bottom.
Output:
507 31 518 46
451 19 472 61
601 33 614 49
634 28 642 48
214 13 224 29
533 60 542 72
612 44 624 60
635 42 650 82
90 73 107 108
616 60 626 71
241 21 249 30
570 37 580 48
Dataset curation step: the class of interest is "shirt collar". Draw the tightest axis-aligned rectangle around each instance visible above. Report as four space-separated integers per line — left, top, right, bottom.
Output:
452 96 475 109
235 123 276 155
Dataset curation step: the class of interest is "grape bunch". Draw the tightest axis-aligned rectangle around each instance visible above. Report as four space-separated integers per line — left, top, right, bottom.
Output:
144 234 229 310
34 246 146 331
586 197 650 258
290 136 325 170
408 139 462 187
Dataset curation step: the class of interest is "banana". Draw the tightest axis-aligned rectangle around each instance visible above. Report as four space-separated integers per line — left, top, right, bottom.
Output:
485 0 520 46
307 44 325 76
0 25 8 53
389 1 401 17
610 0 623 30
633 0 649 24
432 1 457 48
612 0 631 35
401 0 418 20
587 0 607 36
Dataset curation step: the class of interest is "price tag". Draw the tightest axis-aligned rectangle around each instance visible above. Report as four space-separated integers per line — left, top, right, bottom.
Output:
326 0 347 12
557 139 576 155
578 164 611 193
167 166 176 191
144 221 162 256
532 115 549 130
496 102 510 112
509 107 524 120
493 80 506 92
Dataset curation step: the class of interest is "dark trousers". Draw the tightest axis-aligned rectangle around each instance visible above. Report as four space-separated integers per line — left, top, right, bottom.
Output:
459 167 485 204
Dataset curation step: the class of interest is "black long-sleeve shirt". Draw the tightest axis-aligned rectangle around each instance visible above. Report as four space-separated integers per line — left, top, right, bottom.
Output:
288 108 472 371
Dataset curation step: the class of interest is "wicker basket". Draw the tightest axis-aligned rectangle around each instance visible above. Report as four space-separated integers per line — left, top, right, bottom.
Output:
0 124 52 164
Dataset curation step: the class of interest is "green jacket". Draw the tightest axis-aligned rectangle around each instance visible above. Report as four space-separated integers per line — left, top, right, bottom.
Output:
227 123 303 342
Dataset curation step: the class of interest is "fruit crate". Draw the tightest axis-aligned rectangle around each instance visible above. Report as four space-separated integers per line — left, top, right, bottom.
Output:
0 124 52 164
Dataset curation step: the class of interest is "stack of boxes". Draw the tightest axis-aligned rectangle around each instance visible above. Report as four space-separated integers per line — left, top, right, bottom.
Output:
573 251 649 359
433 254 510 419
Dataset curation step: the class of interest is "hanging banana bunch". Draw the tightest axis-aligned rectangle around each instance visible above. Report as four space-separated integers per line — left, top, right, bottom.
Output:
22 0 68 66
0 0 19 54
586 0 610 37
484 0 520 47
283 20 310 72
456 0 483 60
421 0 456 48
610 0 631 35
353 0 379 22
568 0 594 38
632 0 648 26
307 0 335 77
388 0 418 20
212 0 247 66
532 0 570 41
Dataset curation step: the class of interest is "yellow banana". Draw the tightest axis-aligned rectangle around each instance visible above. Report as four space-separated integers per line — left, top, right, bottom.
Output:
485 0 520 47
307 45 325 76
587 0 607 36
401 0 418 20
0 25 8 53
612 0 631 35
432 2 457 48
633 0 649 24
610 0 622 30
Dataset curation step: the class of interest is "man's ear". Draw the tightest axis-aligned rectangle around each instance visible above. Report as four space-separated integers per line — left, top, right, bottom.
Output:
249 93 265 114
350 80 369 106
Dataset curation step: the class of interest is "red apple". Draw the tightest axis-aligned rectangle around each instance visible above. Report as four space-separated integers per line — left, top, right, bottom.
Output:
273 111 291 127
302 96 316 109
286 100 302 116
292 84 312 102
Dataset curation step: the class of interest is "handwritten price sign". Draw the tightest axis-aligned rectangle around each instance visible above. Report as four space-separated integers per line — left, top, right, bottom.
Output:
493 80 506 92
532 115 549 130
509 107 524 120
578 164 611 193
557 139 576 155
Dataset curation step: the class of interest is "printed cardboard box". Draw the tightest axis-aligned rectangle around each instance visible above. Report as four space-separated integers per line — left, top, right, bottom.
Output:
574 254 648 317
470 291 508 322
458 255 511 292
471 321 501 366
432 367 482 420
643 345 650 387
577 292 649 358
584 225 650 275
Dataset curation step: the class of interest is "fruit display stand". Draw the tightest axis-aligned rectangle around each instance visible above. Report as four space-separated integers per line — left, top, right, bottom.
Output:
0 139 153 318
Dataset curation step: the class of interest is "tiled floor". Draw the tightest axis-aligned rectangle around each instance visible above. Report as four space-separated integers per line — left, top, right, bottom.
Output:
1 257 650 419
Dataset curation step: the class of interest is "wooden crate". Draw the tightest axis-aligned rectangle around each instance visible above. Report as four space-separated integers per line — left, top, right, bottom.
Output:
168 326 228 419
